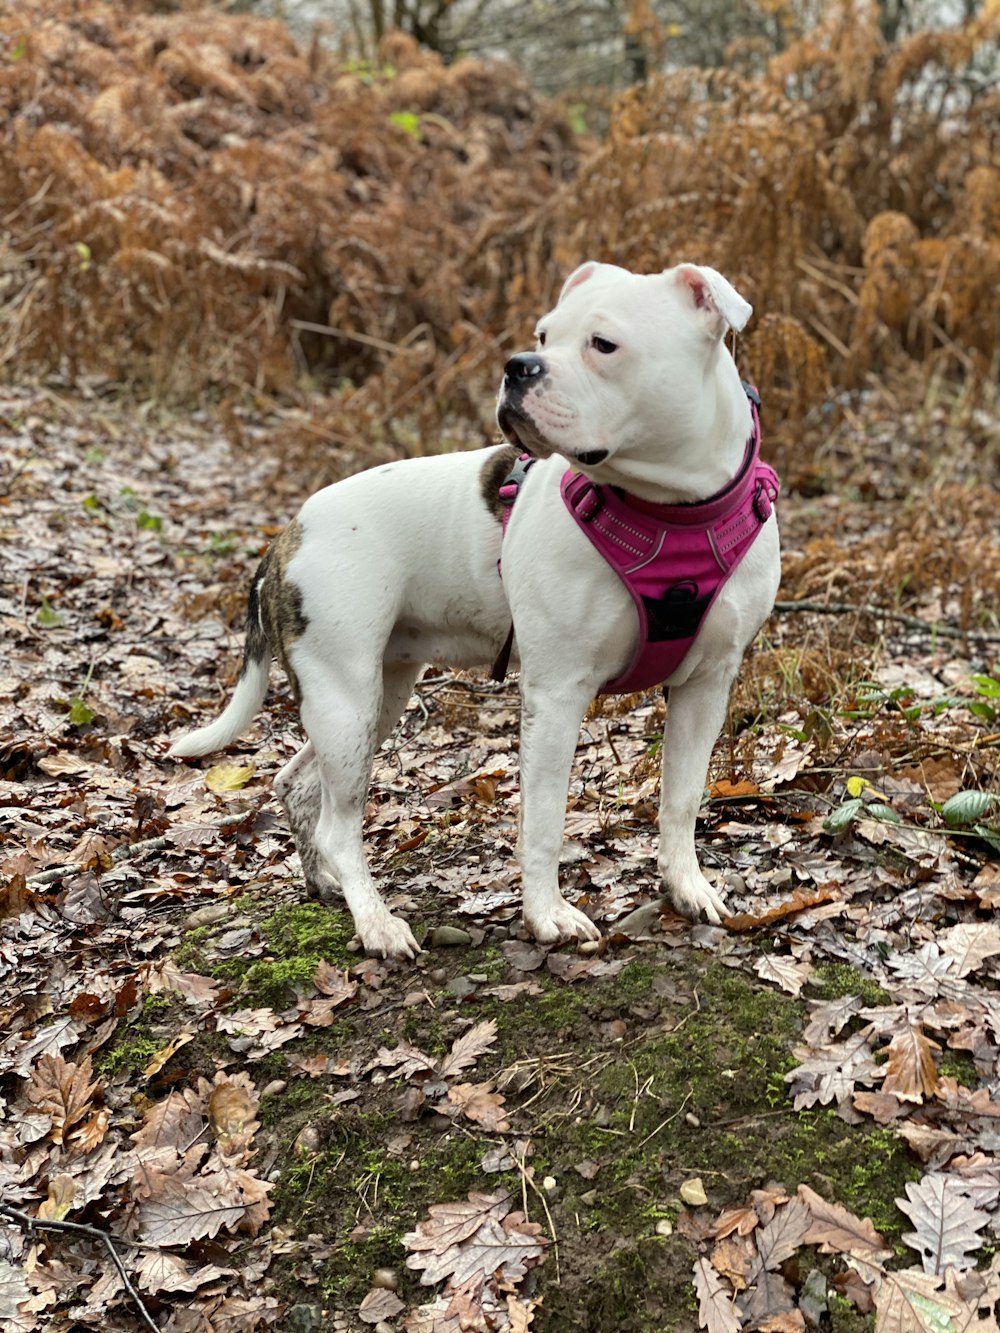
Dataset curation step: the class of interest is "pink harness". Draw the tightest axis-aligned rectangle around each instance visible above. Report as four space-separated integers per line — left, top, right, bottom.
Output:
493 386 778 695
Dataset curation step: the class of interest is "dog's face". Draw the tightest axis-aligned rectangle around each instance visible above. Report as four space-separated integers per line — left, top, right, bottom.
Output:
496 261 752 476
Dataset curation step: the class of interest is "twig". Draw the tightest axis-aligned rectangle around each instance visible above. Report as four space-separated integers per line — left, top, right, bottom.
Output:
513 1147 560 1286
0 1203 159 1333
772 599 1000 644
634 1090 694 1151
27 835 170 886
25 808 253 886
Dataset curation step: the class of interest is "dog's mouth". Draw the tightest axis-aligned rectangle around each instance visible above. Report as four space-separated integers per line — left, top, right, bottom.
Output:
497 401 548 455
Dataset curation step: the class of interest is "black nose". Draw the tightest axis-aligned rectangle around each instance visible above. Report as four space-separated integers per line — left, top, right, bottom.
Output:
504 353 546 384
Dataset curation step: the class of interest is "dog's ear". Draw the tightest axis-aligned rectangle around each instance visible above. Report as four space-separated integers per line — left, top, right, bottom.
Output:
558 261 599 304
672 264 752 337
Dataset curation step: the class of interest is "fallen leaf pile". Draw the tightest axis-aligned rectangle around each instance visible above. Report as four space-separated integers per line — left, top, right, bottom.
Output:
690 1183 1000 1332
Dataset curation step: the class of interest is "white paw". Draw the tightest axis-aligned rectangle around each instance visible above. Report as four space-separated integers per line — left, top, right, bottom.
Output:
665 874 727 925
357 912 421 960
524 899 601 947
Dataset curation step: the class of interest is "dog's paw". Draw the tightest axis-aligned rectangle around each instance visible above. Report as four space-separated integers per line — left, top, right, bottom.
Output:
525 899 601 947
356 912 421 960
666 874 727 925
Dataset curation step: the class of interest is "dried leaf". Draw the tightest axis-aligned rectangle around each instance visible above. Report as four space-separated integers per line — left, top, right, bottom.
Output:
37 1173 75 1221
204 761 256 792
754 954 815 996
25 1053 101 1146
797 1184 891 1259
404 1191 547 1288
753 1199 811 1273
880 1026 939 1102
359 1287 406 1323
438 1020 498 1080
692 1255 741 1333
724 884 840 931
446 1081 511 1132
896 1174 991 1274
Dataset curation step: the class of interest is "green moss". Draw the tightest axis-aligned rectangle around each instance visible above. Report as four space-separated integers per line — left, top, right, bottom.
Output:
213 902 357 1007
616 961 656 998
936 1049 979 1085
269 1109 492 1306
810 962 891 1007
259 902 356 964
173 925 209 973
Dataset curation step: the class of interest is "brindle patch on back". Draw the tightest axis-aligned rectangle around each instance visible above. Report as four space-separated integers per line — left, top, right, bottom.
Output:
244 517 309 701
480 444 523 522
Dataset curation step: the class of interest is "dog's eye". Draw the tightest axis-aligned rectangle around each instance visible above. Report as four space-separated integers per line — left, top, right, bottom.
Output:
536 330 546 347
591 335 617 354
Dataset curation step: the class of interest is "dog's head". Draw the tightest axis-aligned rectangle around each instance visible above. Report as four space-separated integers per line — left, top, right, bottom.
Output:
496 261 752 480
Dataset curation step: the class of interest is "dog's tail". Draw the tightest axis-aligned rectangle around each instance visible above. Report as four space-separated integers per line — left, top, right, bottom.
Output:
168 564 272 759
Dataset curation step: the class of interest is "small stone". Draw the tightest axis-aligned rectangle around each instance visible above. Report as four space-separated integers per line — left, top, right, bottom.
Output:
185 903 231 930
486 923 509 941
427 967 448 985
372 1268 399 1291
655 1218 673 1237
374 1323 394 1333
685 1112 701 1127
446 976 477 999
293 1125 321 1158
578 940 600 956
430 925 473 948
542 1176 557 1192
467 973 488 983
679 1177 708 1206
282 1305 322 1333
800 1269 828 1329
579 1189 598 1206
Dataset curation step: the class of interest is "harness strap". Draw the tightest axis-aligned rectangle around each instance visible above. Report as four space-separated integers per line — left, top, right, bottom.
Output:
491 451 537 681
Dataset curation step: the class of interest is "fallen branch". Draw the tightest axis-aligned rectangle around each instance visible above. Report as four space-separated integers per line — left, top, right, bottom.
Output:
773 599 1000 644
0 1203 159 1333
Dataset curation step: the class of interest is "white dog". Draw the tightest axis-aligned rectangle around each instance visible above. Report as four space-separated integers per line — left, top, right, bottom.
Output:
170 262 780 959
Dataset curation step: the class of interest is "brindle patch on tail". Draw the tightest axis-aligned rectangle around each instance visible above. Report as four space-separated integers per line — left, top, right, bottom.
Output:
245 517 308 700
480 444 522 522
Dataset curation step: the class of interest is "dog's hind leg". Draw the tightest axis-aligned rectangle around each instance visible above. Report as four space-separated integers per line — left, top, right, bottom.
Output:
275 664 421 904
286 662 423 957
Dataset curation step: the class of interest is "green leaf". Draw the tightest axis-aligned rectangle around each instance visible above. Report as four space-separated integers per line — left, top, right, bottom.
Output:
971 824 1000 854
824 798 863 832
10 34 27 61
36 597 64 629
136 511 162 531
971 673 1000 698
941 790 997 827
389 110 422 139
865 803 902 824
68 697 95 726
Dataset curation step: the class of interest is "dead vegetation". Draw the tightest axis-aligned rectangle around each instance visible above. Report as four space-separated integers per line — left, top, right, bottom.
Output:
2 1 998 470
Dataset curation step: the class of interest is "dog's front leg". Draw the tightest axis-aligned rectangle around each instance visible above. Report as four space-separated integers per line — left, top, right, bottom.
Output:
517 680 601 946
658 666 737 924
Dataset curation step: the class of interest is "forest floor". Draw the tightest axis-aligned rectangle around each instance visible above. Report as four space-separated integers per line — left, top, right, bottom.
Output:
1 378 999 1333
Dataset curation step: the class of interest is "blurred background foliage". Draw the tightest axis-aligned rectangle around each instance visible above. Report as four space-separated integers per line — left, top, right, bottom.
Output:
1 0 996 484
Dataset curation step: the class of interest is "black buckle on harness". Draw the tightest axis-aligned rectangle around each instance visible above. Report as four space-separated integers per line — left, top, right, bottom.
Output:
498 453 537 507
742 380 762 408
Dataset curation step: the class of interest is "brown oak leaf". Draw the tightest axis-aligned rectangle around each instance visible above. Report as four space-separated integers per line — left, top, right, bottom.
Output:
26 1053 101 1146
